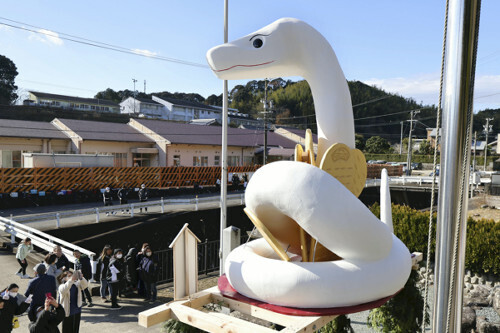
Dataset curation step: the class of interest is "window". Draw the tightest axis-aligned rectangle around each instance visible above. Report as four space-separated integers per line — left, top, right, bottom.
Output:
1 150 22 168
201 156 208 166
214 156 220 166
113 153 127 167
193 156 201 166
243 156 254 166
173 155 181 166
228 156 240 167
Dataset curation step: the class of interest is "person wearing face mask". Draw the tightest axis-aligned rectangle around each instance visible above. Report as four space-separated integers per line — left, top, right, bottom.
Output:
95 245 113 302
44 254 63 283
53 246 70 272
72 250 93 307
0 284 31 333
57 271 87 333
106 249 125 310
139 246 159 303
135 243 149 297
28 296 64 333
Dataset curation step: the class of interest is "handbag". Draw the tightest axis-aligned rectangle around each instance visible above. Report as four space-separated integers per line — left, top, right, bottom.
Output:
12 316 19 329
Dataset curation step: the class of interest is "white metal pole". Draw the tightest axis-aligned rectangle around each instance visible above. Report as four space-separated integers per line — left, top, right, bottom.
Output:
220 0 229 276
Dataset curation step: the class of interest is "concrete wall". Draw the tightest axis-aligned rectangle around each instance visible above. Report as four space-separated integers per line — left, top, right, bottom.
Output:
0 138 70 168
23 153 114 168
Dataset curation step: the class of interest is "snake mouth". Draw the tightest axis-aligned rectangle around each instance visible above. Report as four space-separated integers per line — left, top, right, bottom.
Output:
215 60 275 72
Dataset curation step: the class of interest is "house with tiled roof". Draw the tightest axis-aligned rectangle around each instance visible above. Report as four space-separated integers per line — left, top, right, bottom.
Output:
26 91 119 113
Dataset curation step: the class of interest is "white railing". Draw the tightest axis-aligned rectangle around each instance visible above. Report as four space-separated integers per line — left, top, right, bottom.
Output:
0 216 97 275
7 193 246 228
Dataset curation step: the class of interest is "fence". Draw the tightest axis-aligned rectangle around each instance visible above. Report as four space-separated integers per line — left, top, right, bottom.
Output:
156 236 248 284
366 164 403 179
0 165 259 193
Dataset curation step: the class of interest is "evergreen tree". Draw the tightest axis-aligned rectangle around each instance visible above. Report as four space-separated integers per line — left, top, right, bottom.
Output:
0 54 18 105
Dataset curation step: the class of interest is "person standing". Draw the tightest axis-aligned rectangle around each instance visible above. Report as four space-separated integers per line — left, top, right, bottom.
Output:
25 264 57 322
107 249 125 310
15 237 33 279
72 250 93 307
0 284 31 333
44 254 63 284
57 271 87 333
53 246 70 272
117 187 129 214
138 184 148 213
135 243 149 297
103 187 115 216
124 247 138 294
95 245 112 302
28 296 64 333
139 246 159 303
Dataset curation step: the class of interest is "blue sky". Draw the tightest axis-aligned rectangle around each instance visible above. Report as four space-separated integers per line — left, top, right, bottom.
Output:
1 1 499 111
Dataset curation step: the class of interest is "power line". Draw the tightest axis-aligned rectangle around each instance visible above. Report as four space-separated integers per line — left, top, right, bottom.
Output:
0 19 209 69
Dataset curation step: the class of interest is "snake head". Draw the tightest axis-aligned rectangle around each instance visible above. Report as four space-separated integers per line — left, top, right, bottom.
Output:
206 18 306 80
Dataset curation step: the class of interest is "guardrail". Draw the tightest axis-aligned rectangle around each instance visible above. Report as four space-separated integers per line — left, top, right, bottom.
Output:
0 216 97 275
8 193 246 228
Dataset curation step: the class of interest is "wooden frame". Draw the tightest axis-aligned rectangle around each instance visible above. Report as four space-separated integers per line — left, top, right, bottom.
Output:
138 286 336 332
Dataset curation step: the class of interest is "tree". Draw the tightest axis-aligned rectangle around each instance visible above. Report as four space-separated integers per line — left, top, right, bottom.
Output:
95 88 121 103
355 133 365 151
417 140 434 155
320 315 354 332
0 55 18 105
365 136 392 154
206 94 222 106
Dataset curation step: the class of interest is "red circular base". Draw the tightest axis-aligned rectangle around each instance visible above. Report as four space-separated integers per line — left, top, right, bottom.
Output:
218 274 399 316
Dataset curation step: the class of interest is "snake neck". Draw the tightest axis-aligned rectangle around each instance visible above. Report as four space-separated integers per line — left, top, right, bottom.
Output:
301 48 355 162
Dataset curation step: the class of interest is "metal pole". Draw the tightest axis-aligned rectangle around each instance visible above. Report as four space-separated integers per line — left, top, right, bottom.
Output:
483 118 493 171
132 79 137 114
400 121 404 155
473 131 477 172
433 1 481 332
264 79 268 165
406 110 419 176
219 0 229 276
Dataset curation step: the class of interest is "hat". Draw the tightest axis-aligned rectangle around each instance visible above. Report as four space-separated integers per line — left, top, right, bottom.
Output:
105 187 110 191
34 263 46 275
114 248 123 255
141 184 145 188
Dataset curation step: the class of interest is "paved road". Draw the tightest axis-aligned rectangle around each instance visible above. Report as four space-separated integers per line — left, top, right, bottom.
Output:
0 191 245 231
0 241 163 333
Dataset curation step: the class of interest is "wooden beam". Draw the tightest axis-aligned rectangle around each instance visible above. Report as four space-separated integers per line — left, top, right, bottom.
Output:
280 315 337 333
138 303 172 328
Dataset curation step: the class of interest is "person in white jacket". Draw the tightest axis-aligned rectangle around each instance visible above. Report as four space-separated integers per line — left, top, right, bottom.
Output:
15 237 33 279
57 270 88 333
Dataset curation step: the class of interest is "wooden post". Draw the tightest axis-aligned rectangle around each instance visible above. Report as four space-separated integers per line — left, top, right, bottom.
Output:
169 223 201 300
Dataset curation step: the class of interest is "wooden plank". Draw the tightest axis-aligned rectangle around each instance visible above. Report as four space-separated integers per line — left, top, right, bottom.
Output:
138 303 172 328
244 208 290 262
280 315 337 333
170 303 275 333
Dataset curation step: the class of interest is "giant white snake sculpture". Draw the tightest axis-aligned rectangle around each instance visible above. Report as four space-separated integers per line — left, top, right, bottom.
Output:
207 18 411 309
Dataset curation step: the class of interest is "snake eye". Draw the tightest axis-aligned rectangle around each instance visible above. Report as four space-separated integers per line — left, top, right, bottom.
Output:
253 38 263 48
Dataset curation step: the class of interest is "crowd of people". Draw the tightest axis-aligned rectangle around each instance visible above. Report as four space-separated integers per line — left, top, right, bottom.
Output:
2 239 159 332
102 184 149 216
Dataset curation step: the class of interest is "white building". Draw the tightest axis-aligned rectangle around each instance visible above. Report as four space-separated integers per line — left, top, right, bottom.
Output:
26 91 120 113
152 96 223 122
120 97 164 118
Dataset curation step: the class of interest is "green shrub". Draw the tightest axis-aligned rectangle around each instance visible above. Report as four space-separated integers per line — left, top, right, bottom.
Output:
371 203 500 275
319 315 354 332
162 319 201 333
368 270 427 332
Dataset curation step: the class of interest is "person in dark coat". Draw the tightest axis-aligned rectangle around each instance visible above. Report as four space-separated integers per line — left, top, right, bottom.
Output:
73 250 93 307
53 246 70 272
0 284 31 333
107 249 125 310
95 245 112 302
135 243 149 297
103 187 115 216
124 247 138 293
139 246 159 303
138 184 148 213
28 297 65 333
117 187 129 214
25 264 57 322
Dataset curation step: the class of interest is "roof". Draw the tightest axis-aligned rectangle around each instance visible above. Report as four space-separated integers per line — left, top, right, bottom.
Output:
135 119 297 148
29 91 118 107
0 119 68 140
55 118 154 143
472 141 486 151
256 147 295 157
188 119 220 126
157 96 220 111
134 97 162 105
428 128 443 138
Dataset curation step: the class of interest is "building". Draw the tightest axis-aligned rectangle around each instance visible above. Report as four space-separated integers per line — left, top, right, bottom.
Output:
274 126 318 153
51 118 158 167
26 91 120 113
152 96 223 122
120 97 164 118
0 119 70 168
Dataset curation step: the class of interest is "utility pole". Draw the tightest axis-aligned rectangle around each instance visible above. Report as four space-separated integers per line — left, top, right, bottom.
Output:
400 121 404 155
483 118 493 171
132 78 138 114
406 109 420 176
472 131 477 172
260 79 272 165
144 80 146 94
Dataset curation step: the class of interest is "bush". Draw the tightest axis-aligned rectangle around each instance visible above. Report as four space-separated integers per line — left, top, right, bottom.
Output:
319 315 354 332
371 203 500 275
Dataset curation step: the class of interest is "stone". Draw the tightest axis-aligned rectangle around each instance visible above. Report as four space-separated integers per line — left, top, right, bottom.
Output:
462 307 476 333
477 316 500 333
479 277 486 285
465 286 493 307
466 270 472 277
494 291 500 316
465 275 472 283
472 276 480 284
481 204 489 209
